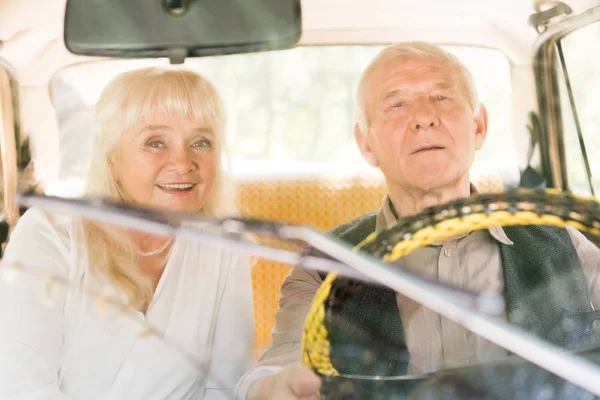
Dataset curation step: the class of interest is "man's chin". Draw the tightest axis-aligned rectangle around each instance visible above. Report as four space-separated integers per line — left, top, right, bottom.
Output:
407 170 466 192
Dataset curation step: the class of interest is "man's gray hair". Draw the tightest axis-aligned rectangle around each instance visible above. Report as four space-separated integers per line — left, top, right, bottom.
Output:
354 42 480 132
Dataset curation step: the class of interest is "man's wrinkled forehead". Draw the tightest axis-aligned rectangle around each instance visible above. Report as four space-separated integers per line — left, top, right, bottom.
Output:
367 55 467 101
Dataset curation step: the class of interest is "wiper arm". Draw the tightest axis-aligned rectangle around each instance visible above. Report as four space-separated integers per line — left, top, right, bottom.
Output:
15 192 501 314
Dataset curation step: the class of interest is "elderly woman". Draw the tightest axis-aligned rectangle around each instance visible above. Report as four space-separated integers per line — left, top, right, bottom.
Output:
0 67 254 399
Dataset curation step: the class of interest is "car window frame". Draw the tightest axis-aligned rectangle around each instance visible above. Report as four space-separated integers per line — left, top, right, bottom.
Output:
533 5 600 192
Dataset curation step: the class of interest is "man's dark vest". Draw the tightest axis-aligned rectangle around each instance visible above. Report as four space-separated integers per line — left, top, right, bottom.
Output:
318 213 600 376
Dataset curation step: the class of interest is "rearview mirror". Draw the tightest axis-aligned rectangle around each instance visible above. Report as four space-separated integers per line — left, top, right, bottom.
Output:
64 0 302 63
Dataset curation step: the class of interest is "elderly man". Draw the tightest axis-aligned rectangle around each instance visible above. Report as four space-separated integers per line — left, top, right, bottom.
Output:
236 42 600 400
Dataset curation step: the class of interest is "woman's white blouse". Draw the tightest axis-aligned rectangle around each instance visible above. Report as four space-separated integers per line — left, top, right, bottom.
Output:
0 208 254 400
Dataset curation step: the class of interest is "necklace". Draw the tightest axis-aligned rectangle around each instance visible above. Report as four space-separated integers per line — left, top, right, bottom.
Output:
139 238 173 257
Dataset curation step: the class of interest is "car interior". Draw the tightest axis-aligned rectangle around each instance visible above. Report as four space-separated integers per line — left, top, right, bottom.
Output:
1 0 600 398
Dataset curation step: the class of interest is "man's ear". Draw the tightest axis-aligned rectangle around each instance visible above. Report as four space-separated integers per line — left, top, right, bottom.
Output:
354 123 379 168
474 103 488 151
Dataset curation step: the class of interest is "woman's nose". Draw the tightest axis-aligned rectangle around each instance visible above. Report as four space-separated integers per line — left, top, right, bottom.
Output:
168 147 196 174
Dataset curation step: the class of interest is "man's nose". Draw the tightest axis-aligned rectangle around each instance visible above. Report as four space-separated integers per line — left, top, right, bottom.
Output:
410 101 440 132
168 147 196 174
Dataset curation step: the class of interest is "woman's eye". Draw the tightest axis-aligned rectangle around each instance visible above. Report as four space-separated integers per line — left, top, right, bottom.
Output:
147 141 165 148
392 102 403 108
192 139 212 148
436 95 447 101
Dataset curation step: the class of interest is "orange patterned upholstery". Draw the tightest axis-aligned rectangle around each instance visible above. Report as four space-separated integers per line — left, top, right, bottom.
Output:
236 173 505 359
473 171 507 194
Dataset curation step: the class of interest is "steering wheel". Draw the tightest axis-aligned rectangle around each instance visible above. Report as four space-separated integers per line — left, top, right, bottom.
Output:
301 188 600 399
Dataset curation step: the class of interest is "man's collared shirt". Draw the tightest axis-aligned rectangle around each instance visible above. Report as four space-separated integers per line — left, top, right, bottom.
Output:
378 194 512 373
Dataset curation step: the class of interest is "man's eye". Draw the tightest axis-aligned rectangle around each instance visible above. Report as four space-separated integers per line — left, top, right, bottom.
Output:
436 95 447 101
192 139 212 148
392 102 403 108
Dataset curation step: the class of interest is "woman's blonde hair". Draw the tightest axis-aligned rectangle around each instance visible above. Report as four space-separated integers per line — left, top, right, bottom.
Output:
83 66 235 310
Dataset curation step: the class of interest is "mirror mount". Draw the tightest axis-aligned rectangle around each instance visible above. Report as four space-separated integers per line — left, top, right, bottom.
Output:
168 48 188 64
162 0 192 17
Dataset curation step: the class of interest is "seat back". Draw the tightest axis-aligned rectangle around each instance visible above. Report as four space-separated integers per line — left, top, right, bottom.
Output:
237 172 506 358
237 175 386 357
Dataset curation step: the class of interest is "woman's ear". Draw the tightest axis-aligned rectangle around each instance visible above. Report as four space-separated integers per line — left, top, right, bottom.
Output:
354 123 379 167
108 157 119 183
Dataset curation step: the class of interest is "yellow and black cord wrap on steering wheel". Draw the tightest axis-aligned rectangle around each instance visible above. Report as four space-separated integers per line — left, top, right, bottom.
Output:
301 188 600 376
301 272 340 376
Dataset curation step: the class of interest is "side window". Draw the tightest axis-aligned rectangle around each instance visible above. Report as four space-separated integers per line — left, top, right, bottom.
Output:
557 20 600 195
0 65 19 252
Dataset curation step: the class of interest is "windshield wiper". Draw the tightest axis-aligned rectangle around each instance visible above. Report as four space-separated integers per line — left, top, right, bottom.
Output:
15 192 501 314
